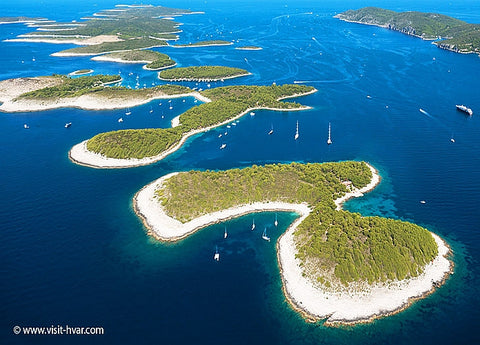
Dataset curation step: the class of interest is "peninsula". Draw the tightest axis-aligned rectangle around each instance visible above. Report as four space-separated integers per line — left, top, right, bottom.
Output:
0 74 196 112
68 84 316 168
91 50 176 70
335 7 480 55
133 161 452 325
158 66 250 81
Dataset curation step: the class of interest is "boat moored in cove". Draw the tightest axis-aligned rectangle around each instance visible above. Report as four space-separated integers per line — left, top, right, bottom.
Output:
456 104 473 116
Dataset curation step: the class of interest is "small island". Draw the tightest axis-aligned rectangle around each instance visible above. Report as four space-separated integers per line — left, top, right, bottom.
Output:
133 161 452 325
158 66 250 81
91 50 176 70
235 46 263 51
173 40 233 48
0 74 198 112
69 69 94 76
335 7 480 55
68 84 316 168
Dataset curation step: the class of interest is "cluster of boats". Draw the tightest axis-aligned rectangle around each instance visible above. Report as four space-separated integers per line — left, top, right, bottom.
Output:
213 215 279 261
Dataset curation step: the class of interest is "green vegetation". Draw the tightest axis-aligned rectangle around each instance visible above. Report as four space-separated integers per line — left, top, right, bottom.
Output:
236 46 262 50
87 127 183 159
20 5 190 40
70 69 93 75
174 40 233 47
17 74 120 99
96 50 175 69
85 84 315 159
0 16 46 23
156 161 438 286
159 66 249 80
336 7 480 54
56 38 167 56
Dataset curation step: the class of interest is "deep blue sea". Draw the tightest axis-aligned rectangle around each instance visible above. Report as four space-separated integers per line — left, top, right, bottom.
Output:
1 0 479 344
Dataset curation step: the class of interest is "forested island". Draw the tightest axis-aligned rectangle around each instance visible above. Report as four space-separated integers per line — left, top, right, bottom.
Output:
4 5 193 55
173 40 233 47
158 66 250 81
80 84 315 165
92 50 176 70
134 161 452 324
0 74 194 112
336 7 480 55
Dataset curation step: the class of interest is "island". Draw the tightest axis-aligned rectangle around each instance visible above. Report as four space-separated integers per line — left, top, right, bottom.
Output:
335 7 480 55
69 69 94 76
235 46 263 51
133 161 452 325
0 74 199 112
68 84 316 168
158 66 250 81
91 50 176 70
3 5 193 55
173 40 233 48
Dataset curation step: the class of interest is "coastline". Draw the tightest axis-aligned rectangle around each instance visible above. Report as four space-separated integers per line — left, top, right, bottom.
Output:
68 99 315 169
0 90 207 113
133 163 453 325
91 55 177 70
158 72 251 82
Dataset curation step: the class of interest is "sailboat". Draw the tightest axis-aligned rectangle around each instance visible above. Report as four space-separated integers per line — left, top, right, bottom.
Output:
220 143 227 150
23 124 29 129
251 218 256 231
149 106 153 114
274 214 278 227
224 226 228 239
327 122 332 145
125 107 131 115
268 124 274 135
294 120 299 140
213 246 220 261
262 228 270 242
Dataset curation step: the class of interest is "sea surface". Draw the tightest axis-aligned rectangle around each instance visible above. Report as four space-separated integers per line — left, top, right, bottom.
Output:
1 0 479 344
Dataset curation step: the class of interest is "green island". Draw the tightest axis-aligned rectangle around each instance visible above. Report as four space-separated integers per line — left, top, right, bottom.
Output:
93 50 176 70
4 5 195 56
0 16 47 23
17 74 122 99
14 74 190 100
173 40 233 47
85 84 315 160
69 69 94 76
158 66 250 81
156 161 438 287
235 46 263 50
335 7 480 55
54 37 168 56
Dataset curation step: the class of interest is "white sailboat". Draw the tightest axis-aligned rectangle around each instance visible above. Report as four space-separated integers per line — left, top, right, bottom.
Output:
224 226 228 239
23 124 29 129
294 120 299 140
327 122 332 145
262 228 270 242
125 107 131 115
274 214 278 227
251 218 256 231
220 143 227 150
213 246 220 261
268 124 274 135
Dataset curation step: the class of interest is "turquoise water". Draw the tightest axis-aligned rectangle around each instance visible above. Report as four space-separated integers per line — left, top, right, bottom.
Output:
1 0 479 344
